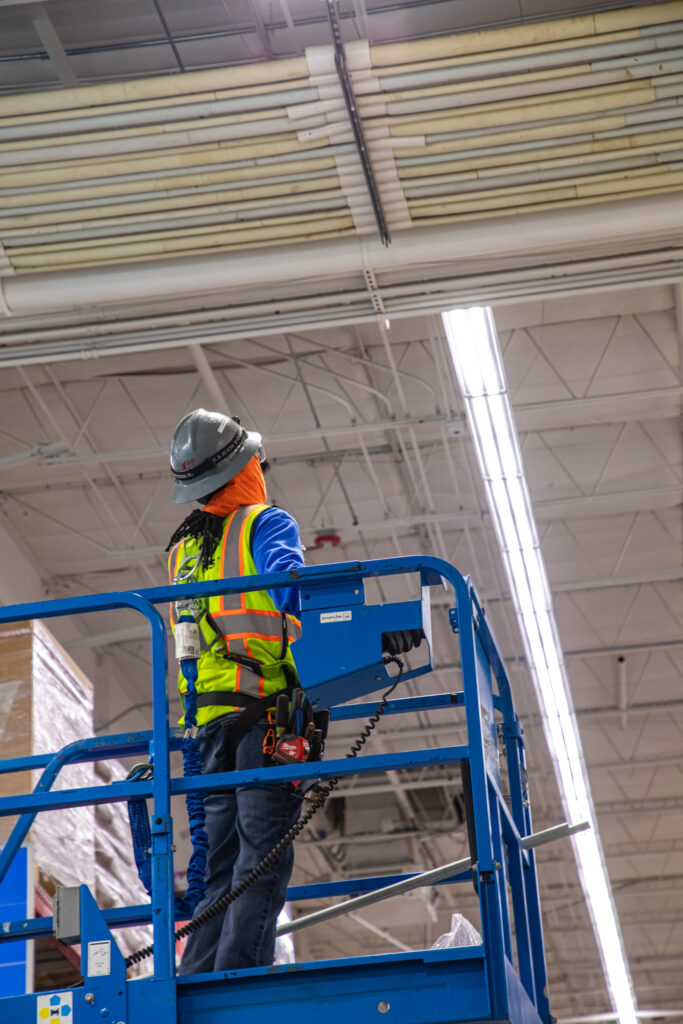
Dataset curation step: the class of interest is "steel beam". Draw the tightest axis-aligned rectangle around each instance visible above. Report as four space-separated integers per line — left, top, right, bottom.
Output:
29 3 79 88
151 0 186 72
248 0 274 60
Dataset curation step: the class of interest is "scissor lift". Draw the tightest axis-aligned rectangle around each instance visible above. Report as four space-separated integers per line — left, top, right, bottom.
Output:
0 556 552 1024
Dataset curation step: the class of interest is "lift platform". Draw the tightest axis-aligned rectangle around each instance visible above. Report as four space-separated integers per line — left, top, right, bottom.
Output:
0 556 552 1024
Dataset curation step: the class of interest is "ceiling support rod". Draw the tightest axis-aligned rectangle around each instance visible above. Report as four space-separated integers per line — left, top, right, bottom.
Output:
29 3 78 88
151 0 185 72
325 0 390 246
248 0 274 60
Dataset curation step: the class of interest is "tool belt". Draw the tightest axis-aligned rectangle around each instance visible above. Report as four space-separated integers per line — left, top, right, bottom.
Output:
196 685 329 774
264 688 329 768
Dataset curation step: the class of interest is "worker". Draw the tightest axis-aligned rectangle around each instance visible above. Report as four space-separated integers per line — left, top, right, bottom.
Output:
166 408 305 975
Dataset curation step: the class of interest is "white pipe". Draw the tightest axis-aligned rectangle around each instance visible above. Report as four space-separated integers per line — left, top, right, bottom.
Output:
0 143 356 196
0 57 309 118
617 655 628 732
277 821 589 936
5 195 347 247
0 87 319 141
3 192 682 316
0 117 296 168
376 30 683 92
382 66 668 119
403 151 683 199
417 96 681 148
1 167 340 214
189 343 228 410
1 257 681 358
13 235 677 341
396 118 683 167
346 911 412 953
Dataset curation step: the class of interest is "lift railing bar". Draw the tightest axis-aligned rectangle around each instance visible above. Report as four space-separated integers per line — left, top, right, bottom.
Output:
0 695 461 779
0 729 182 891
0 906 153 943
488 774 527 858
0 730 176 776
0 868 479 945
0 699 461 884
0 745 470 817
331 692 464 720
286 868 473 903
0 556 455 625
276 822 589 937
0 779 145 815
172 744 469 796
520 821 589 850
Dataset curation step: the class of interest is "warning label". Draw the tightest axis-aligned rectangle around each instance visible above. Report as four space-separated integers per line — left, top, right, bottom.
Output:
320 610 352 623
37 992 72 1021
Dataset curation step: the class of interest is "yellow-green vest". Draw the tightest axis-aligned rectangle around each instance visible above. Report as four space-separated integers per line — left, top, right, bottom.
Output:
168 503 302 727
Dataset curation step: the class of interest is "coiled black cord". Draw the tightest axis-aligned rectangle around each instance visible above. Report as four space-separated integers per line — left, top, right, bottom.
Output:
125 657 404 968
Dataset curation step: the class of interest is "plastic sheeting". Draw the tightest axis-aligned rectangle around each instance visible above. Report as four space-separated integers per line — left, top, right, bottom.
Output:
0 621 151 963
31 621 96 891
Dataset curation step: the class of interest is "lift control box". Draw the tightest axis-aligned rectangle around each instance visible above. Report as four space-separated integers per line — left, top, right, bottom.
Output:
292 570 435 707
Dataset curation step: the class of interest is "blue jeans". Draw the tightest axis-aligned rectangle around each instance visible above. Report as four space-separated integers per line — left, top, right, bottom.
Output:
178 714 302 975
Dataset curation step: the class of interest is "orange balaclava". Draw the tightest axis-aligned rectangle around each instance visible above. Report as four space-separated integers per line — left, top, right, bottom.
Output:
203 454 267 517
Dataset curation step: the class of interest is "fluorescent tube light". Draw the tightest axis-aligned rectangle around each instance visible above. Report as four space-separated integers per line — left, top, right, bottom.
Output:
442 306 637 1024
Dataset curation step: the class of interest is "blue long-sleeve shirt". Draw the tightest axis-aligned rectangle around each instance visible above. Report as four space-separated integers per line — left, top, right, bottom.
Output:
251 506 304 615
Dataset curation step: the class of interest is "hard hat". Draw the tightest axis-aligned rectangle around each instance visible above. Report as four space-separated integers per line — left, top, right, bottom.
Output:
169 408 262 503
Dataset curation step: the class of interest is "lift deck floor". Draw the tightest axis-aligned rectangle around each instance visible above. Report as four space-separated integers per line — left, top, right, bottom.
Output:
174 947 541 1024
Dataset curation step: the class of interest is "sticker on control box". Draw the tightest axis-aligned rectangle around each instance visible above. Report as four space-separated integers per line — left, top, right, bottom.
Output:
87 939 111 977
320 610 352 623
37 992 72 1020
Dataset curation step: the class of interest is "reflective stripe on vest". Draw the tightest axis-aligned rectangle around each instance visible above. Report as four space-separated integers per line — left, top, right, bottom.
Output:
209 505 301 647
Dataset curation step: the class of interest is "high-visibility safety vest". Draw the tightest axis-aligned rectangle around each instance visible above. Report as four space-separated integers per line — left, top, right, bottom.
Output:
168 503 302 727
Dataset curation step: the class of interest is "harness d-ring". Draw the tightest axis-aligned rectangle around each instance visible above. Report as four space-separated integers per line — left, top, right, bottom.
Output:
174 551 202 585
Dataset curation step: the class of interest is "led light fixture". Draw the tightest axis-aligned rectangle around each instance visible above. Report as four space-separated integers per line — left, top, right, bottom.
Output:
442 306 637 1024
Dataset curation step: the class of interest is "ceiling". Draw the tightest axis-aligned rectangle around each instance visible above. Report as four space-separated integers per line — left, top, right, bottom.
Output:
0 0 681 1019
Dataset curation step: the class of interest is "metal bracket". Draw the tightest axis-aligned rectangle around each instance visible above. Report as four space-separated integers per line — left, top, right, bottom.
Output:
503 720 524 741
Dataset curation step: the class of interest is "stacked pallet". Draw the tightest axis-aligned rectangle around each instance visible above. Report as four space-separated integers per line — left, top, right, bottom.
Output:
0 621 152 979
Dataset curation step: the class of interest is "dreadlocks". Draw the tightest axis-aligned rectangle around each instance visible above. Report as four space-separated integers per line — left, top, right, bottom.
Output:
165 508 225 571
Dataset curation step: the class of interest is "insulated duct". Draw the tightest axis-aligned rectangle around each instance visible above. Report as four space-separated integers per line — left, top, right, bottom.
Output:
0 1 681 283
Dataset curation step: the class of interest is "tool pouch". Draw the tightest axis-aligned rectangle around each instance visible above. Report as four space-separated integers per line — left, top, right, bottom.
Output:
266 688 329 766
